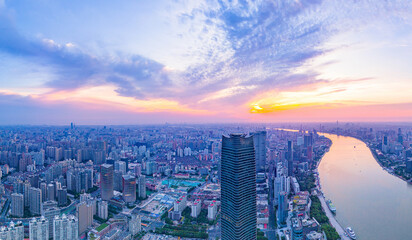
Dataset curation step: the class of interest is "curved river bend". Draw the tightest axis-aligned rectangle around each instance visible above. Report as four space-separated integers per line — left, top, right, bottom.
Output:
318 133 412 239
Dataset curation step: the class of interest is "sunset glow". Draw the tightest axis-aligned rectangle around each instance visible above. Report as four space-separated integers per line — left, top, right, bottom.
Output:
0 0 411 124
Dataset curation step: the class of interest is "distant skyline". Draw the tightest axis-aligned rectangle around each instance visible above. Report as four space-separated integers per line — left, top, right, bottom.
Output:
0 0 411 124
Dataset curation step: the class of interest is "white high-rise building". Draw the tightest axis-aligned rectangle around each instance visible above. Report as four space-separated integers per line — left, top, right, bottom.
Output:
184 147 192 156
42 206 60 239
208 201 217 220
115 161 127 175
191 199 201 218
29 216 49 240
80 193 92 202
98 201 108 220
174 195 187 213
129 214 141 235
0 221 24 240
11 193 24 217
53 214 79 240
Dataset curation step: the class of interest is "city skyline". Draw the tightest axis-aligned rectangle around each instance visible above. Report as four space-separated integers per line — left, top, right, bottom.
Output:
0 0 411 124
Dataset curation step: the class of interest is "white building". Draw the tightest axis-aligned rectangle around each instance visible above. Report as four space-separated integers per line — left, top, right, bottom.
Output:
115 161 127 175
29 216 49 240
0 221 24 240
98 201 108 220
42 206 60 239
191 199 201 218
174 195 187 213
184 147 192 156
53 214 79 240
129 214 141 235
208 201 217 220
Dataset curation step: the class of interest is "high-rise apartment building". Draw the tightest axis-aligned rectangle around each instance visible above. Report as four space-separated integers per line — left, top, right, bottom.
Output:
115 161 127 174
100 164 114 201
191 199 201 218
137 175 146 199
29 187 42 215
11 193 24 217
98 201 108 220
221 133 257 240
53 214 79 240
77 201 94 234
208 201 217 220
253 131 267 173
23 181 31 207
40 182 47 203
29 216 49 240
0 221 24 240
47 183 55 201
42 205 60 239
174 195 187 213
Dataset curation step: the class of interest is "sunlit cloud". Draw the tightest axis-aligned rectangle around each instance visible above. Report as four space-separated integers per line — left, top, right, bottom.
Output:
0 0 411 123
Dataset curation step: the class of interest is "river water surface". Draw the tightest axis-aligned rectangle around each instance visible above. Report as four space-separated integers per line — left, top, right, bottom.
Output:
318 133 412 239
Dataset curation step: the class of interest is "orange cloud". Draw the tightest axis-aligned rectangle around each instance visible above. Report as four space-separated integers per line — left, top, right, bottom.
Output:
3 85 213 115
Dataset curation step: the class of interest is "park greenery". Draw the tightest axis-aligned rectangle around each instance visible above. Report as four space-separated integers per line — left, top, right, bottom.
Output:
155 223 208 239
182 206 218 225
96 223 109 232
257 229 268 240
310 196 340 240
297 172 316 192
158 206 213 239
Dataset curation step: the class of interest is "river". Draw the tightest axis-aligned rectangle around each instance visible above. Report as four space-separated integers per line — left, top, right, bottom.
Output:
318 133 412 240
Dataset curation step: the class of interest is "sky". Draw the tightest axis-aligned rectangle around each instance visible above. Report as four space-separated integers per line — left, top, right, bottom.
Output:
0 0 411 125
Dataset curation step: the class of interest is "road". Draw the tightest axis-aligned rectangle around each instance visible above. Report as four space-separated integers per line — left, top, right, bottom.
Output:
318 194 350 240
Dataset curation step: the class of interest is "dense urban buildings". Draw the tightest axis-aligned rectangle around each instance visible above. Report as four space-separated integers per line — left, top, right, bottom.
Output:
0 123 409 239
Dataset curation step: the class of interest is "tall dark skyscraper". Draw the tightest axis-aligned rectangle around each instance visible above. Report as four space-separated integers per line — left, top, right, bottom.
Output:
221 133 257 240
122 174 136 203
287 140 293 176
253 131 267 173
100 164 114 201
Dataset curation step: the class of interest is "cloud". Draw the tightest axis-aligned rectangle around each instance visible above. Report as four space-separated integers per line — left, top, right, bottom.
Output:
0 0 412 124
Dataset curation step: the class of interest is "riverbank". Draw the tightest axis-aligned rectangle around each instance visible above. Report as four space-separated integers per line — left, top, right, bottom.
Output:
329 133 411 184
317 195 350 240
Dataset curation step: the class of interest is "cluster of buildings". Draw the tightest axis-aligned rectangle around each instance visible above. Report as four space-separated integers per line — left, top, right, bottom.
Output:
0 123 350 239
